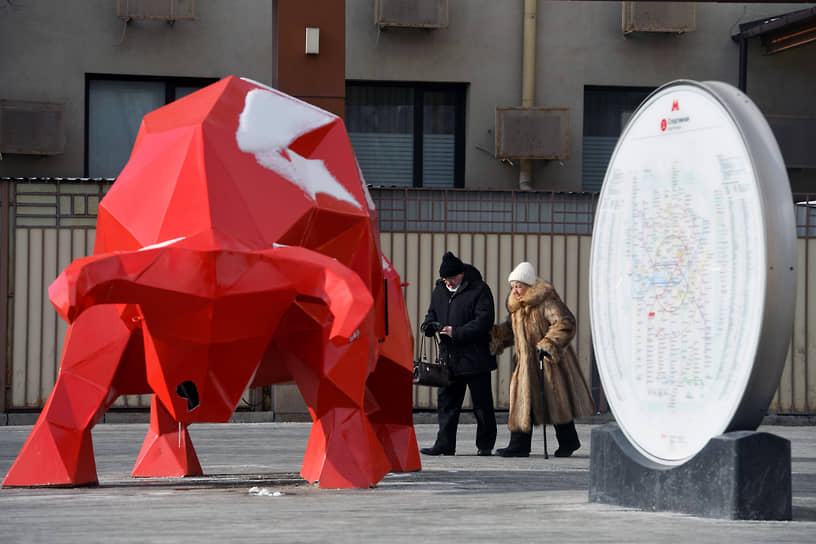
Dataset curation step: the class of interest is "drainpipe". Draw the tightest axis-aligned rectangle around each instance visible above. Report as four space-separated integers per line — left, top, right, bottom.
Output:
737 37 747 93
519 0 536 191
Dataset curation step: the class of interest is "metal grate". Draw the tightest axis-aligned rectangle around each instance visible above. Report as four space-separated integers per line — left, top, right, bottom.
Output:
116 0 195 20
495 107 569 160
1 180 815 416
375 0 448 29
370 187 596 234
622 1 696 34
0 100 65 155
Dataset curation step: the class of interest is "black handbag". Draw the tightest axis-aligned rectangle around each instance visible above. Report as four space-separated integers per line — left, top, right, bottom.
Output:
413 333 450 387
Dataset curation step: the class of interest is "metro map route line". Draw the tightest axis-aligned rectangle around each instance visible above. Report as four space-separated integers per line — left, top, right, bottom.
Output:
626 163 713 403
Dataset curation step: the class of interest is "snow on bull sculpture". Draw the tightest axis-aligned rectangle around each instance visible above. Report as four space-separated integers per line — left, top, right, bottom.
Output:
2 76 421 489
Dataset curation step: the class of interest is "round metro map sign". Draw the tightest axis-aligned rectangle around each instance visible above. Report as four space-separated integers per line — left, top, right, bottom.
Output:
589 80 796 465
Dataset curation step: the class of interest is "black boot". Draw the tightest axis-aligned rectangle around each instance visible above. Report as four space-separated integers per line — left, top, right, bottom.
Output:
496 431 532 457
553 421 580 457
420 442 455 456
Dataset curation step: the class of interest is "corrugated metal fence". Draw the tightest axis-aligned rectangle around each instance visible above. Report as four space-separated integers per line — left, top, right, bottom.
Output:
1 180 814 416
373 188 598 412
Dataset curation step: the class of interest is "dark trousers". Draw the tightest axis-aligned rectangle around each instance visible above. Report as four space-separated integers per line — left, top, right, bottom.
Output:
553 420 580 449
435 371 496 452
508 421 579 453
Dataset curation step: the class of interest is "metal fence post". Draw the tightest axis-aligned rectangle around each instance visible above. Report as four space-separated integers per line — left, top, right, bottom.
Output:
0 181 9 412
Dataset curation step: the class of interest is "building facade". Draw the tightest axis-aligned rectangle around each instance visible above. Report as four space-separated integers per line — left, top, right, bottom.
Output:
345 1 815 192
1 1 815 417
0 0 345 178
1 1 814 191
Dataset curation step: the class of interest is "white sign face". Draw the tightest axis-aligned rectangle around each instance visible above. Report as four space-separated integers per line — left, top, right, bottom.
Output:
590 83 766 465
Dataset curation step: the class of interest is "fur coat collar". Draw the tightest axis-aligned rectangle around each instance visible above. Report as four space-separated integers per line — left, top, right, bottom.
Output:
506 280 556 314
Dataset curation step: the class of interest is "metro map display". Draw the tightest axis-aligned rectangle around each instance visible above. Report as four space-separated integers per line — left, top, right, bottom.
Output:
590 83 767 465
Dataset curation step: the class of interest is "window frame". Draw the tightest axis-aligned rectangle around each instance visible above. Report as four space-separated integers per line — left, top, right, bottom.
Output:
84 73 219 177
582 85 655 191
345 80 467 188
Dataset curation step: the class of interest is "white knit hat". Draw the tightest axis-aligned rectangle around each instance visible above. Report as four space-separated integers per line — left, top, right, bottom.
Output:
508 262 536 286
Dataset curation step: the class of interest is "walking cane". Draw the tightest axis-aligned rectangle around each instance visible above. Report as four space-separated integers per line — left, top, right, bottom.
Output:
539 349 549 459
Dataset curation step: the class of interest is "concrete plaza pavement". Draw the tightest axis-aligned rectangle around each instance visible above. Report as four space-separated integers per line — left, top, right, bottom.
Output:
1 421 815 543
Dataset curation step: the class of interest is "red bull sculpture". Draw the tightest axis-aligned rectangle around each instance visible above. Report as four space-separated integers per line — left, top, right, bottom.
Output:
2 76 420 489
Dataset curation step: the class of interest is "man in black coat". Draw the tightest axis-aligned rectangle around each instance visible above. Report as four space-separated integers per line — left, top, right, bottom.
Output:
420 252 497 456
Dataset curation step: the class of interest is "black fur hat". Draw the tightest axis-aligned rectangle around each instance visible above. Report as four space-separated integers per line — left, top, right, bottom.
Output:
439 252 465 278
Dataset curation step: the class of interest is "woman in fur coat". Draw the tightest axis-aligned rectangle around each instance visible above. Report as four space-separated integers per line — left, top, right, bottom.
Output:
490 262 595 457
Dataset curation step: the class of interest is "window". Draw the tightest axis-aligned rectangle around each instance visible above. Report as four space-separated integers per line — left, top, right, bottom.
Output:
345 82 466 188
85 74 217 178
582 85 654 191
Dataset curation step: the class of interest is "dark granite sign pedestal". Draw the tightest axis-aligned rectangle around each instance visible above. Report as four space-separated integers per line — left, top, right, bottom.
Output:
589 423 791 520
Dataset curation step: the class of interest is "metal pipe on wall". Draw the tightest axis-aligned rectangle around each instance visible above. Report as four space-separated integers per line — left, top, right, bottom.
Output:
519 0 537 191
738 37 747 93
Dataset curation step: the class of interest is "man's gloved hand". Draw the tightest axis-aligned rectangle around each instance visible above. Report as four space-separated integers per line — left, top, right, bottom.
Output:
421 321 441 337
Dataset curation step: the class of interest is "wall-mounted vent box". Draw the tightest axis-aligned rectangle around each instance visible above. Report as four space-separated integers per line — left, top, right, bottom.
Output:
375 0 448 29
117 0 195 20
495 107 569 160
622 2 696 34
0 100 65 155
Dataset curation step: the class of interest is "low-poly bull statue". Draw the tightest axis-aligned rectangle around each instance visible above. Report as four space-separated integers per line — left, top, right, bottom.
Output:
2 76 420 489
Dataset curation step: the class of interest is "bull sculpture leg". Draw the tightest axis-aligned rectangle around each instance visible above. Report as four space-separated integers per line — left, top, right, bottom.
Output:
301 325 391 488
2 305 138 486
364 269 421 474
365 354 421 474
131 395 202 478
263 298 390 488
